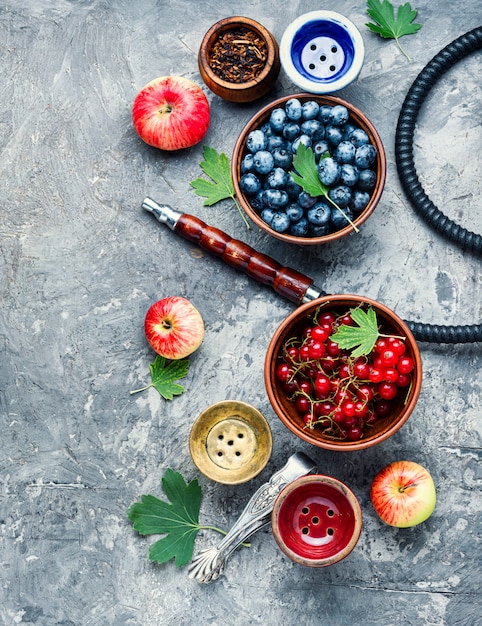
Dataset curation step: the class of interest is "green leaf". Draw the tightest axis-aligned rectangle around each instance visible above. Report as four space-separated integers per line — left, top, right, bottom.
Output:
127 469 202 567
365 0 422 61
290 143 328 198
190 145 250 229
329 306 380 358
190 146 234 206
129 355 189 400
290 144 359 233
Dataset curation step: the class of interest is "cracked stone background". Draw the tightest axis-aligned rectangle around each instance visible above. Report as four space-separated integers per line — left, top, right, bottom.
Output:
0 1 481 625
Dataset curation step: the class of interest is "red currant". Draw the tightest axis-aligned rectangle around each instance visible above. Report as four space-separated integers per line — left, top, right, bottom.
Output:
397 355 414 374
314 374 331 398
378 381 398 400
369 366 384 383
311 325 330 342
276 362 293 382
380 349 398 367
347 426 363 440
295 396 310 413
308 340 326 360
383 366 399 383
396 373 411 387
388 337 406 355
325 340 340 357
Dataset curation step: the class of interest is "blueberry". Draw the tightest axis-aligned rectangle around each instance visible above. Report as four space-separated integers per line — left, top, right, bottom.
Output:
302 100 320 120
300 119 325 140
266 134 286 152
282 122 301 141
328 184 352 208
325 124 344 146
297 191 317 209
264 188 289 209
330 104 349 126
331 206 354 230
261 207 275 227
285 176 302 198
313 140 330 160
307 202 331 226
351 190 371 213
250 190 266 211
271 211 291 233
339 164 359 187
285 98 303 121
309 223 331 237
272 147 293 169
335 141 356 164
241 153 255 173
253 150 274 175
246 129 267 153
260 122 273 136
348 127 370 148
292 134 312 153
266 167 289 189
239 173 261 195
357 168 377 191
286 203 304 223
269 108 287 133
290 217 310 236
342 123 357 141
355 144 377 169
318 157 340 186
318 105 333 124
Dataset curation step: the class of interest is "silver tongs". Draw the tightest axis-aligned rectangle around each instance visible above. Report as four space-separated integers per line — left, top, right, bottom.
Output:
188 451 317 583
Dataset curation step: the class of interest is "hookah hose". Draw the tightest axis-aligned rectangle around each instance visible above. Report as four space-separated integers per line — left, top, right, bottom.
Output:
395 26 482 343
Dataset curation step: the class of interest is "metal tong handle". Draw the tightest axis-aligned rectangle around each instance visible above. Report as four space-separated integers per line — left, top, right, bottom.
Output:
187 452 317 583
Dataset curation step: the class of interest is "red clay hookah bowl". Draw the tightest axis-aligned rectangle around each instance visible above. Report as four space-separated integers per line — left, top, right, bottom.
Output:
271 474 362 567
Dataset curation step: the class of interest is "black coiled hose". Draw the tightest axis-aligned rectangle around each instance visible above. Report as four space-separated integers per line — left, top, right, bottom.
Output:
395 26 482 343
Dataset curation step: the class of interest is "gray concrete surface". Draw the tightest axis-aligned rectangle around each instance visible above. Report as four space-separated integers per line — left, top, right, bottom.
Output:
1 1 481 625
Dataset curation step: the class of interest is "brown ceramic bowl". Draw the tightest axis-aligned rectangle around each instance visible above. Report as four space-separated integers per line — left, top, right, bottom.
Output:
198 16 280 103
271 474 362 567
232 93 386 244
264 294 422 451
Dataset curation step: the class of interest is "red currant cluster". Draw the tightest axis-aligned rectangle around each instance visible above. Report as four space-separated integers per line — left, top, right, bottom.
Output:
275 309 415 442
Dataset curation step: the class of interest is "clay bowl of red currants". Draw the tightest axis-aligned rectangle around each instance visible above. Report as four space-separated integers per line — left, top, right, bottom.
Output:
264 294 422 451
232 93 386 245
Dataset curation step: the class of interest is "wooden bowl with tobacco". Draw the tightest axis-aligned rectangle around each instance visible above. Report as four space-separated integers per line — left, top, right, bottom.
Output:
198 16 280 103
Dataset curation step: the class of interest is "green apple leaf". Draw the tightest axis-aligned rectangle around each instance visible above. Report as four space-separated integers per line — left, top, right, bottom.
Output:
129 355 189 400
365 0 422 61
329 306 381 358
191 145 250 229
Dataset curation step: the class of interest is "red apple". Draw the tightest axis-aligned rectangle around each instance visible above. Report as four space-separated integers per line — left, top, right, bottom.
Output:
144 296 204 359
370 460 436 528
132 75 210 151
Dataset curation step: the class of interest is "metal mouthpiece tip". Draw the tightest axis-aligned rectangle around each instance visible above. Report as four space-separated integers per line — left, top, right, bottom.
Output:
142 197 180 231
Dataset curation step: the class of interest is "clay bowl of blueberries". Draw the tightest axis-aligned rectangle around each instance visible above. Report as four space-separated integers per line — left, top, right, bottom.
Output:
232 94 386 244
264 294 422 451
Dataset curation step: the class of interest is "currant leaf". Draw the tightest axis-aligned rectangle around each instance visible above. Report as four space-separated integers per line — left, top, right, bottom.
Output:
127 469 202 567
129 355 189 400
190 145 250 229
329 306 380 358
190 145 234 205
365 0 422 61
290 144 359 232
